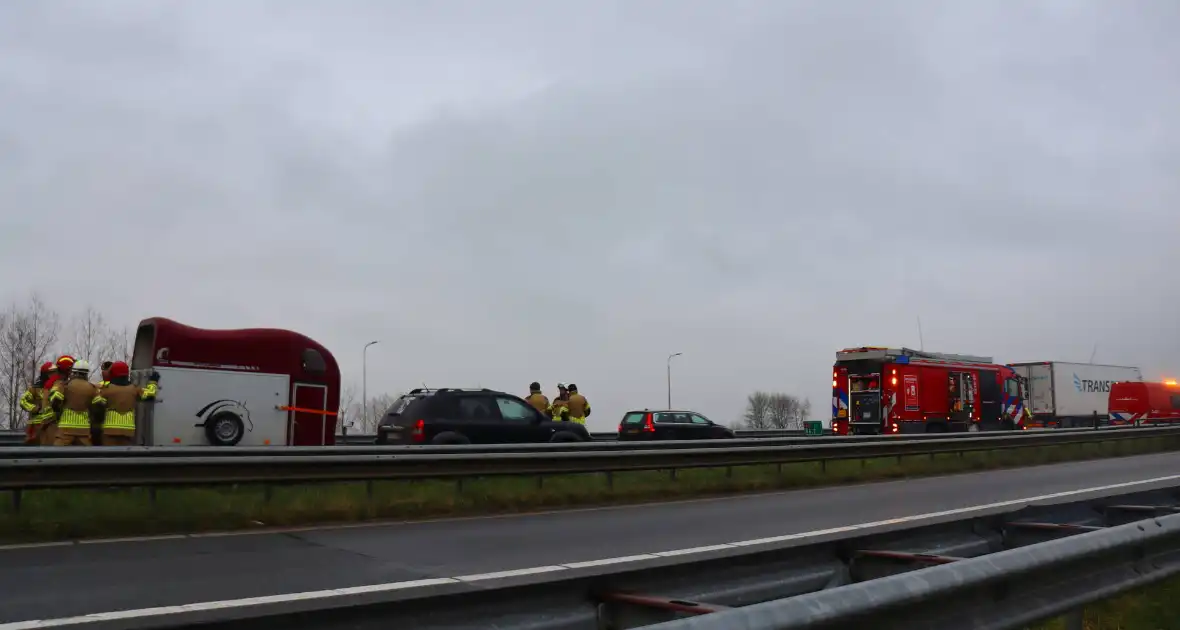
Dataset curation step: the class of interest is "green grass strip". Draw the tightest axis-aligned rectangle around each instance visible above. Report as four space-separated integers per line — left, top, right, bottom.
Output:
1030 572 1180 629
1 435 1177 543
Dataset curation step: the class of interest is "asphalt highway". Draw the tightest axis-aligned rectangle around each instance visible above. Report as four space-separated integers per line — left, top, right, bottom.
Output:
2 451 1179 624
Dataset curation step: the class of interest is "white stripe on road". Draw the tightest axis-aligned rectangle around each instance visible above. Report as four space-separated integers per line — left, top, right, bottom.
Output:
4 472 1180 629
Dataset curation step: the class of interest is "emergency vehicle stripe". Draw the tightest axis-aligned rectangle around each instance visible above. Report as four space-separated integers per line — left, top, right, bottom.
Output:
277 405 339 416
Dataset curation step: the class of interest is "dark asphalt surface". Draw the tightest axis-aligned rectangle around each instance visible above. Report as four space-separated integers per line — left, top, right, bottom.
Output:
2 451 1178 624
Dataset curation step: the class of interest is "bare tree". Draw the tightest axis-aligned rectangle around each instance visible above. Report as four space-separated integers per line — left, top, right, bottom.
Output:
740 391 809 430
66 306 115 379
362 393 398 433
767 393 800 429
741 391 772 430
797 398 813 427
97 325 134 366
337 384 357 434
0 293 60 428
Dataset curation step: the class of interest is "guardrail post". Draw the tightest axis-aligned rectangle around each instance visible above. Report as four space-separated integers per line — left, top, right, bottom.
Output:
669 468 678 481
605 471 614 490
1063 607 1084 630
456 478 464 494
536 475 544 490
148 487 157 506
10 489 20 513
264 484 272 504
725 466 733 479
365 480 374 502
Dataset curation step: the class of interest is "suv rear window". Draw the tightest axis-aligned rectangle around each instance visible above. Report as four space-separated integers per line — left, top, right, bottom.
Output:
385 395 424 417
621 412 648 425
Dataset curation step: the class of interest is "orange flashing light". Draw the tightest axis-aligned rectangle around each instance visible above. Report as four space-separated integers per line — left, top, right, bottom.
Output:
172 437 181 443
1165 379 1178 386
264 439 271 445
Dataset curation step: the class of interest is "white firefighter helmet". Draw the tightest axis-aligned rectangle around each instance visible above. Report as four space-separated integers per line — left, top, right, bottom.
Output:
71 359 91 374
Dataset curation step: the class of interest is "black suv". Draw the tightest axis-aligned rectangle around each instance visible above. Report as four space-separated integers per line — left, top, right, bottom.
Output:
375 388 593 445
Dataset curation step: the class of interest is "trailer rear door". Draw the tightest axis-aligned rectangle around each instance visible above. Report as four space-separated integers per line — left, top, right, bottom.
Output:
1016 364 1055 414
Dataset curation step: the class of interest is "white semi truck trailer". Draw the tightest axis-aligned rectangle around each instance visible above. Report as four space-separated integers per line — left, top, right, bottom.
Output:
1009 361 1142 428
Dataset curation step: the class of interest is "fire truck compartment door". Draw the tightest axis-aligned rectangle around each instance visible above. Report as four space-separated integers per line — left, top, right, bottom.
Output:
979 374 1000 424
851 392 881 426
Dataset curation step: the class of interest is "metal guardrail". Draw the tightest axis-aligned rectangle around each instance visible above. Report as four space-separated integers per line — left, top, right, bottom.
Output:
0 426 1107 459
24 475 1180 630
2 424 1177 491
0 427 816 447
350 429 818 443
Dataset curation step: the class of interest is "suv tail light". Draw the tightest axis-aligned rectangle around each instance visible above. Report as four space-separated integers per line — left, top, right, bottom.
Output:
411 419 425 443
643 413 655 433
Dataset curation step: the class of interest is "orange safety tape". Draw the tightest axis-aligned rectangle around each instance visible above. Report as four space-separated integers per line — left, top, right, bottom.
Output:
277 405 339 416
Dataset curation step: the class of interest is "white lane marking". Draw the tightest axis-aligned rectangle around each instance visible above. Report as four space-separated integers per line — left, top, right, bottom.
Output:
78 535 187 545
564 554 659 568
455 566 567 581
0 578 461 629
5 471 1180 629
654 544 734 557
0 541 72 551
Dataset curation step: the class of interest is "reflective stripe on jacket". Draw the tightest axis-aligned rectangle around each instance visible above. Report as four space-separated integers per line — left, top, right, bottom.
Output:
93 381 158 433
566 393 590 419
54 379 99 430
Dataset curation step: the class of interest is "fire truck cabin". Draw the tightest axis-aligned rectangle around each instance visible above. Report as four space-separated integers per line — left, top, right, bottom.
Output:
832 347 1026 435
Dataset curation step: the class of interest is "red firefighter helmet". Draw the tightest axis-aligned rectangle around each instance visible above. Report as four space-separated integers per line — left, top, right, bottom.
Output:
39 362 53 375
109 361 131 379
55 355 75 372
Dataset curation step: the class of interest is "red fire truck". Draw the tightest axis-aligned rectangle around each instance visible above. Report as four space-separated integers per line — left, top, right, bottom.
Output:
831 347 1027 435
129 317 341 446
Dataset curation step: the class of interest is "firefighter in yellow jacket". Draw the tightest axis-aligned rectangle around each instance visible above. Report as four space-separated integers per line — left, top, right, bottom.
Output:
565 383 591 425
50 359 98 446
91 361 159 446
18 362 53 445
550 382 570 421
525 382 550 415
41 355 75 446
90 361 115 445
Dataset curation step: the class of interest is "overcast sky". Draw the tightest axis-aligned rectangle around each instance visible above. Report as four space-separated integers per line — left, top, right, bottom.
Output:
1 1 1178 430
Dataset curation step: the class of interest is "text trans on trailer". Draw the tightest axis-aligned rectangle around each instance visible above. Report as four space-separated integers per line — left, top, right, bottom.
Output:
832 347 1027 435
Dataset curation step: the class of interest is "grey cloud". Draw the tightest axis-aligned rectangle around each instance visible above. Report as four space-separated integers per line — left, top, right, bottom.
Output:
1 1 1177 428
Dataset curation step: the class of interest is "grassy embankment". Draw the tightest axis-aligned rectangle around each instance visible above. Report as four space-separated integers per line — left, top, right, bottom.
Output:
1030 575 1180 629
0 435 1177 543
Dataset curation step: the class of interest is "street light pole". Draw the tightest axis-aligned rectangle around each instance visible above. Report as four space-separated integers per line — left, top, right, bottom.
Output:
363 340 379 430
667 352 682 408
